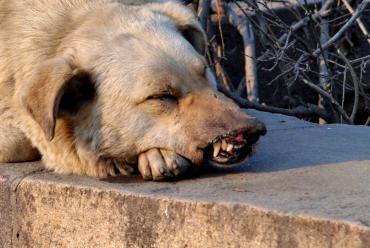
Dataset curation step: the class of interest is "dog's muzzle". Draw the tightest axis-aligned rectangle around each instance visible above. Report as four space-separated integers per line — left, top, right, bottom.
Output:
204 122 266 167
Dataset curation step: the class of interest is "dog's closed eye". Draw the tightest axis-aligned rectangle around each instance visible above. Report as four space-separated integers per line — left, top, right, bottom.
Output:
146 93 178 102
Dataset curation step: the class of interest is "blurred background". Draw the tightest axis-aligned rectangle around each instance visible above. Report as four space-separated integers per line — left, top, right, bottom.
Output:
185 0 370 125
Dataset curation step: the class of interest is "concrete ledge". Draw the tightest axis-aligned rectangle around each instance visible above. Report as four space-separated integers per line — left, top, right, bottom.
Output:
1 111 370 247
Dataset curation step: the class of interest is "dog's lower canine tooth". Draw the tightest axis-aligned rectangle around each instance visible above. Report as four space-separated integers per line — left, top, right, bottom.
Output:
221 139 227 150
226 144 233 152
213 142 221 157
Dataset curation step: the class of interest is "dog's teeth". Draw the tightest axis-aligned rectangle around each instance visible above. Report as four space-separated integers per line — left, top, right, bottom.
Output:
221 139 227 150
226 144 233 152
213 142 221 157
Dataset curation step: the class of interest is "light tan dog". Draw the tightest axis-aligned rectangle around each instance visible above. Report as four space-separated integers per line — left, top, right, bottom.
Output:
0 0 266 180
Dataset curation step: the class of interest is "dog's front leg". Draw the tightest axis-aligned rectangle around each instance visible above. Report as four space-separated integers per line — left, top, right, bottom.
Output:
138 149 190 180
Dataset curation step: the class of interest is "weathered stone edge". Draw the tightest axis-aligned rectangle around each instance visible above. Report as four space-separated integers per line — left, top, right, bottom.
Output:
3 172 369 248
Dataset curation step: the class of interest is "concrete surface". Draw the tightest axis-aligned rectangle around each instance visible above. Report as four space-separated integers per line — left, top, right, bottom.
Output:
1 110 370 247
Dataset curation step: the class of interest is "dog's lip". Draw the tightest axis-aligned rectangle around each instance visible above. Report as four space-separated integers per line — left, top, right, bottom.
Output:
203 129 262 167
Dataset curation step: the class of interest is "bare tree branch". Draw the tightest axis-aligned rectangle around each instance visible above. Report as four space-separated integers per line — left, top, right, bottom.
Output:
337 49 360 123
218 84 333 122
313 0 369 57
195 0 370 125
225 3 259 102
197 0 211 30
295 0 369 76
341 0 370 45
301 78 352 124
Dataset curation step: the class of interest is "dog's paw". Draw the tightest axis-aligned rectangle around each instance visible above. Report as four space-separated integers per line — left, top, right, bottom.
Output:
112 159 135 176
95 158 135 177
138 148 190 180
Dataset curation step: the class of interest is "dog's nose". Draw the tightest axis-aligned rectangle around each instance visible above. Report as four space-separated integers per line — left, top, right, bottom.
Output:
247 120 266 145
255 120 267 136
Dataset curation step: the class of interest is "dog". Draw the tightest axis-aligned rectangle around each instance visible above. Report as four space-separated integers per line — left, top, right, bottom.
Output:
0 0 266 180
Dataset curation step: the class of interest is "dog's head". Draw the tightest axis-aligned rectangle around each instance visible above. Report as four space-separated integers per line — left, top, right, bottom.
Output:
22 1 266 168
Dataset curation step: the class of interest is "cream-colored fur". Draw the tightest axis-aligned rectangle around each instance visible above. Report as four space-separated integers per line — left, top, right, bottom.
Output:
0 0 265 180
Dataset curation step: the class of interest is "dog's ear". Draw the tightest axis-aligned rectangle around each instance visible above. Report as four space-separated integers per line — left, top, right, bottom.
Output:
178 24 206 55
148 1 207 55
22 58 95 141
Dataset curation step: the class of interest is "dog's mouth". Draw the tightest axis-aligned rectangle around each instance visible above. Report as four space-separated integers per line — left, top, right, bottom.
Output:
204 129 264 167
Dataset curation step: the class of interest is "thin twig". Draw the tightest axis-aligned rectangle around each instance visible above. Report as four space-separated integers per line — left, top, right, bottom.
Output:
279 0 334 46
341 68 347 123
301 78 352 123
365 116 370 126
318 1 330 124
214 0 226 56
197 0 211 30
337 49 360 123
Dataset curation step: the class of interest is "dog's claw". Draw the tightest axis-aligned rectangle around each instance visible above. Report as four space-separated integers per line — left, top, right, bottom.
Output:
138 148 190 181
162 150 189 177
113 160 135 176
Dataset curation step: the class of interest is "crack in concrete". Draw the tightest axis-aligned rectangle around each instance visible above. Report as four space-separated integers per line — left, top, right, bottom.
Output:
267 125 318 132
11 168 45 192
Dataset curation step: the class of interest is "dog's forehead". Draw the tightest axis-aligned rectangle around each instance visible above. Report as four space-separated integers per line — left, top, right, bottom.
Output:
71 8 210 95
70 3 207 77
92 34 206 81
128 62 205 94
92 52 209 103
